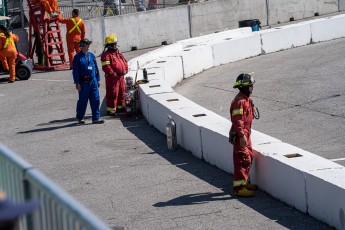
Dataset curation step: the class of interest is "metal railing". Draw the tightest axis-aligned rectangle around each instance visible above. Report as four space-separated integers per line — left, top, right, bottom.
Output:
0 144 111 230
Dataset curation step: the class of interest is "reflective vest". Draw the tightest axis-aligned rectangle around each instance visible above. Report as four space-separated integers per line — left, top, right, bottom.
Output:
4 37 14 49
69 18 82 33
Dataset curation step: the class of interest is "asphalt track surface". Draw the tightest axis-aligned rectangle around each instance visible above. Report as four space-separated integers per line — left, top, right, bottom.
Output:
175 37 345 168
0 46 335 229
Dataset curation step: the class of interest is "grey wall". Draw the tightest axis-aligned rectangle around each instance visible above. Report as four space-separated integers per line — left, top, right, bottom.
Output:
267 0 338 25
189 0 266 37
340 0 345 11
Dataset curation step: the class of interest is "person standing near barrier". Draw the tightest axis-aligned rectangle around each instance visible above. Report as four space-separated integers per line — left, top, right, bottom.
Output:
58 9 86 69
73 38 104 124
101 34 128 116
0 191 40 230
0 25 19 83
229 73 258 197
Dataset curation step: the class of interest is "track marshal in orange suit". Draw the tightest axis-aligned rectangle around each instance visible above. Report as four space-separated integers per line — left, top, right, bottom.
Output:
58 9 86 69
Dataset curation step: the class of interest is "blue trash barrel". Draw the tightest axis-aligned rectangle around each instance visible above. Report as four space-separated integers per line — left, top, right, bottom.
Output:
239 19 261 31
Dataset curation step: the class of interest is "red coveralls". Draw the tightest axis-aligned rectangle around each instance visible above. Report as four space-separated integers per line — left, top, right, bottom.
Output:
0 33 19 82
229 91 254 189
101 49 128 112
58 15 85 68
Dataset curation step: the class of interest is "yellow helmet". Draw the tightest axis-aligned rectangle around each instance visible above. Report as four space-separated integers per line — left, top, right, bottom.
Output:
104 34 118 45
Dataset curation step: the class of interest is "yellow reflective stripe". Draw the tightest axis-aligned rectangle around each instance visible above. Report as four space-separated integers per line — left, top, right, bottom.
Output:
69 18 82 33
233 180 247 187
106 107 116 111
4 37 14 49
102 61 110 66
232 109 243 116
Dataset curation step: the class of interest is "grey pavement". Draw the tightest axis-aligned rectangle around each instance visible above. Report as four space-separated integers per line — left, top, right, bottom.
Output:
175 37 345 168
0 47 333 229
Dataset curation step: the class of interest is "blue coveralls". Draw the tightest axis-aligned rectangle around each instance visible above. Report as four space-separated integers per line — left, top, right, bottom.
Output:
72 51 101 121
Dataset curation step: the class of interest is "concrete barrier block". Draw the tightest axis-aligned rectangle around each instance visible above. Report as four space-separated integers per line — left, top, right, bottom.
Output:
251 142 342 213
138 80 174 120
169 45 214 78
260 23 311 54
148 92 201 134
306 168 345 230
129 43 183 71
169 106 221 159
135 68 165 82
212 34 261 66
311 15 345 43
200 118 233 174
142 57 184 87
176 28 253 48
251 130 282 146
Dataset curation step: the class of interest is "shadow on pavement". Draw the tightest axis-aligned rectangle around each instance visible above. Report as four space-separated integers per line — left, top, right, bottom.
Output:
121 114 333 230
16 116 93 134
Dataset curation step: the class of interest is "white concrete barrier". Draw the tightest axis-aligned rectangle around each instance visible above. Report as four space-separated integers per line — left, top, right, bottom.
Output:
311 14 345 43
260 23 311 54
211 33 262 66
148 92 201 134
133 15 345 229
169 45 214 79
128 43 183 71
307 168 345 230
142 57 184 87
176 28 253 48
138 79 174 119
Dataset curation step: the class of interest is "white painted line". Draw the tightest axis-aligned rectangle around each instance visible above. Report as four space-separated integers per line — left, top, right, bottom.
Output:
30 79 70 82
0 94 5 97
329 157 345 162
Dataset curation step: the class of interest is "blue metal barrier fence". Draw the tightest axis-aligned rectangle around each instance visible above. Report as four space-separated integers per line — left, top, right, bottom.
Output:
0 144 111 230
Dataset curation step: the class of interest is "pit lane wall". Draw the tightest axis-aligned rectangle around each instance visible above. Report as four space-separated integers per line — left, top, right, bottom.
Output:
53 0 341 58
127 14 345 229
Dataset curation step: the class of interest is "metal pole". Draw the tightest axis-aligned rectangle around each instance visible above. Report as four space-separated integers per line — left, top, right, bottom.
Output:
265 0 269 27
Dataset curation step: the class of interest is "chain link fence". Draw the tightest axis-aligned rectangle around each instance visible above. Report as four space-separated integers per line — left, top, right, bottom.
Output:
6 0 209 29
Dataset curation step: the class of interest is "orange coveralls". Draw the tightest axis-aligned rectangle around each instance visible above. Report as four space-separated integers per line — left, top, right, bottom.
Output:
41 0 59 14
229 91 254 189
0 33 19 82
58 15 85 68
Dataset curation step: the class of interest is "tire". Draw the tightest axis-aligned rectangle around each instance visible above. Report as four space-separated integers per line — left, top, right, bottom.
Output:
16 63 32 80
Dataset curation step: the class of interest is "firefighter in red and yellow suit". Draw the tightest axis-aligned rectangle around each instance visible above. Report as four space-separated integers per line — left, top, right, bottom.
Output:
58 9 86 69
229 73 257 197
101 34 128 116
0 25 19 83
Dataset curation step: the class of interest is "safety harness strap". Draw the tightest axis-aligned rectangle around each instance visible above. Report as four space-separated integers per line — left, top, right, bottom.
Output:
4 37 14 49
69 18 82 33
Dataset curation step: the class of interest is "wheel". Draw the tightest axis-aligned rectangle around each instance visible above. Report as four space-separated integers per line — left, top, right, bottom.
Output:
16 63 32 80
